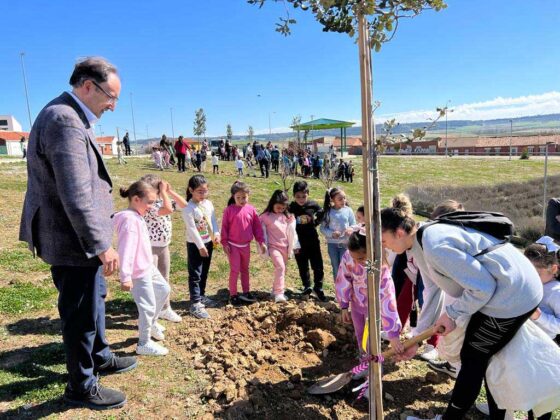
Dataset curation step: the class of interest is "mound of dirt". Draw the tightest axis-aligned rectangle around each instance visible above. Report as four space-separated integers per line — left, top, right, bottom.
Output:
172 298 478 419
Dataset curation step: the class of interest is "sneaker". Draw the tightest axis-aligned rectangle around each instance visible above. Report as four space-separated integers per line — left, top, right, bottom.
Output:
475 403 514 419
200 296 219 308
159 308 182 323
63 381 127 410
312 288 327 302
239 292 257 303
151 324 165 341
301 287 313 296
419 344 439 362
351 369 368 380
274 293 287 303
136 340 169 356
406 415 442 420
154 321 166 332
427 360 458 379
190 302 210 319
229 295 243 306
95 354 138 376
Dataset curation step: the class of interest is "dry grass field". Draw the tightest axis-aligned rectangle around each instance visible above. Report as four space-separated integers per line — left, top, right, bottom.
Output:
1 155 559 419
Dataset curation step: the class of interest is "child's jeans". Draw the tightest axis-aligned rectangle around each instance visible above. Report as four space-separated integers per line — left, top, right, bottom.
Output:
327 242 347 280
131 265 170 345
269 245 288 295
187 241 213 303
228 243 251 296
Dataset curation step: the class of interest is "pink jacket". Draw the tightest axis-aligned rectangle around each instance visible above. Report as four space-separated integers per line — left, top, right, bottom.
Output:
335 250 401 339
259 212 300 257
221 204 265 247
113 209 153 284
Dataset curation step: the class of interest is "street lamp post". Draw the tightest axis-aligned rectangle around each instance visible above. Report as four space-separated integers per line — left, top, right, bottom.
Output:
170 108 175 139
444 100 451 157
130 93 137 142
509 119 513 160
20 52 33 130
310 114 315 150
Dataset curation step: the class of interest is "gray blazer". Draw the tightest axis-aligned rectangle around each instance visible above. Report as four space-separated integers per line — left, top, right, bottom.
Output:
19 92 114 267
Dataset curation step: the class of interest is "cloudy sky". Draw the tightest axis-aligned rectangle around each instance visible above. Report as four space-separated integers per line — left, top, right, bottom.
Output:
1 0 559 137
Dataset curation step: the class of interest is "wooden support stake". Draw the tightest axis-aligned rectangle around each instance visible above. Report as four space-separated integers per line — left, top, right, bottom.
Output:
357 9 384 420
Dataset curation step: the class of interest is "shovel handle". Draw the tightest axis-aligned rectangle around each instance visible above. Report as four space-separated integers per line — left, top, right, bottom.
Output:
380 327 439 359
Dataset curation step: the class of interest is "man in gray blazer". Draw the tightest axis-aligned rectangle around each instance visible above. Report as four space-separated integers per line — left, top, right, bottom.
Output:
20 57 136 410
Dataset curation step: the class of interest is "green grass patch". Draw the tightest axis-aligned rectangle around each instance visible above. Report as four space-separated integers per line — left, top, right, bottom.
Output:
0 246 50 273
0 280 56 314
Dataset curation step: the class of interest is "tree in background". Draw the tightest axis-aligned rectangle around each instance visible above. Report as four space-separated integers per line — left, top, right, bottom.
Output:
226 124 233 141
248 125 254 142
193 108 207 144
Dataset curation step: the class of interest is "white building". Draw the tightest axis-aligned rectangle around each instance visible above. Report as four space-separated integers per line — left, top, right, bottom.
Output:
0 115 23 132
96 136 119 155
0 131 28 156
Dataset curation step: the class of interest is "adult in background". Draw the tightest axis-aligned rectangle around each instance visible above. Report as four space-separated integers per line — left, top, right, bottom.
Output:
545 197 560 242
19 57 136 410
381 201 542 420
122 131 131 155
174 135 187 172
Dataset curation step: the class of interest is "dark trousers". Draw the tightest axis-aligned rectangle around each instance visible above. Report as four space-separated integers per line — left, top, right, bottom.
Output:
443 308 535 420
213 164 219 174
294 241 324 291
177 153 186 171
124 143 131 155
259 160 269 178
272 159 279 172
51 265 111 393
187 241 213 303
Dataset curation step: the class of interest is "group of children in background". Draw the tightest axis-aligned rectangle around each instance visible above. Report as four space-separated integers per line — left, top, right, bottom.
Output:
111 171 560 407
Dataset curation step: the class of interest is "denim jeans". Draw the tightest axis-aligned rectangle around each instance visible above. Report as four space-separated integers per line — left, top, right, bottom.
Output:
51 265 112 393
327 242 347 280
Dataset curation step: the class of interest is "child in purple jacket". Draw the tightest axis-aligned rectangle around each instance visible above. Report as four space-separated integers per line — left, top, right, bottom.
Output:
335 230 403 354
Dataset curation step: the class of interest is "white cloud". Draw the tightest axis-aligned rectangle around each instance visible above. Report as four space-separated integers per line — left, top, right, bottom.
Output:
376 91 560 123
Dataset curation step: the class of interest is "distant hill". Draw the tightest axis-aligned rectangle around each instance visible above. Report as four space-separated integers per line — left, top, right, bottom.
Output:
130 113 560 145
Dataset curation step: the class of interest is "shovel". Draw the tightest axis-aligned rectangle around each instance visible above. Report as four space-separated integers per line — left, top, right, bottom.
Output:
307 327 436 395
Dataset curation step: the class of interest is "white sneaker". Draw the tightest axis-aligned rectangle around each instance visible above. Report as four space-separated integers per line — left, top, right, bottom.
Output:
151 324 165 341
419 344 439 362
137 340 169 356
475 403 514 420
159 308 182 323
154 321 166 332
274 293 287 303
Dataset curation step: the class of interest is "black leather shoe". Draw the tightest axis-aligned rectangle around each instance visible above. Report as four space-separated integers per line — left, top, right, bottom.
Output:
64 381 126 410
313 288 327 302
95 354 138 375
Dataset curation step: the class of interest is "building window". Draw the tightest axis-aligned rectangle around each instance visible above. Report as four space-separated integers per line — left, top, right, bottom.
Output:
485 148 491 155
539 146 546 155
0 120 7 127
528 146 534 154
511 147 518 155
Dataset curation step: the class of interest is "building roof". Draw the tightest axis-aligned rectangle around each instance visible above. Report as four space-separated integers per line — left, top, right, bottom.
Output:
438 135 560 149
0 131 29 141
291 118 355 130
96 136 116 144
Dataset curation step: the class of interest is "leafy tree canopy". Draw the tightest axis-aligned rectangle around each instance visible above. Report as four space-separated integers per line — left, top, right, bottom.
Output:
248 0 446 51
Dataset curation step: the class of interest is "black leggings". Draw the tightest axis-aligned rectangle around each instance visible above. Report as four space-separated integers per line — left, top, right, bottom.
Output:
443 308 536 420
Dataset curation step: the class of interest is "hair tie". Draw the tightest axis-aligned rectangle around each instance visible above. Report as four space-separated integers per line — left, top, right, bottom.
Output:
536 236 560 253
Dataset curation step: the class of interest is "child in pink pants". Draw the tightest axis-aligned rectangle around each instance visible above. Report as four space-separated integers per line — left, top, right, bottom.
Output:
260 190 300 303
221 181 266 305
335 230 402 356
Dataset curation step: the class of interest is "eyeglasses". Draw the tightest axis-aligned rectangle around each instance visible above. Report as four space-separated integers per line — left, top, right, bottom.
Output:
91 80 119 104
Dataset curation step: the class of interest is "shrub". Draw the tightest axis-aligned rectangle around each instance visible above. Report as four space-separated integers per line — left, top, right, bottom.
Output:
520 150 530 160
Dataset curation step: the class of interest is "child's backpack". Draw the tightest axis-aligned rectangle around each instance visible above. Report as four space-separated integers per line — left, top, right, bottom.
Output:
417 211 514 258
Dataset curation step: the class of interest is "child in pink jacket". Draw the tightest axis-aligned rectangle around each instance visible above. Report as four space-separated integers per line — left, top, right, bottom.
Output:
260 190 300 303
221 181 266 305
335 230 403 355
114 180 171 357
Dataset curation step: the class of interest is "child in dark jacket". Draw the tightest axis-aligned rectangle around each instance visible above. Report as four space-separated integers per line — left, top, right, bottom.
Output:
288 181 326 301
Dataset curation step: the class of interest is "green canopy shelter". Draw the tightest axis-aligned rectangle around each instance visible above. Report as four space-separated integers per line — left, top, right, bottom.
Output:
290 118 356 156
